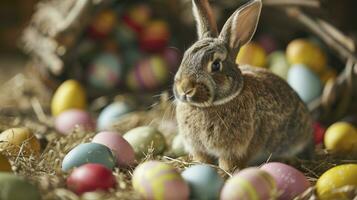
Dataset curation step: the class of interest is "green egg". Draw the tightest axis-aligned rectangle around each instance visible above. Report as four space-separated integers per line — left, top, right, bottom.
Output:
62 143 116 172
268 51 290 80
0 172 41 200
123 126 166 159
171 134 188 157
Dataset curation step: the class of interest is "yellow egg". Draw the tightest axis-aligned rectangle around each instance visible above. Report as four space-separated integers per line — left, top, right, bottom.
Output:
286 39 327 74
236 42 267 68
51 80 87 116
0 154 11 172
320 67 337 84
317 164 357 200
324 122 357 154
0 128 41 156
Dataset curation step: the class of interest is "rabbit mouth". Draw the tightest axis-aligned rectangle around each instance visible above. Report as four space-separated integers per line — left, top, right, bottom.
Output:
173 82 214 107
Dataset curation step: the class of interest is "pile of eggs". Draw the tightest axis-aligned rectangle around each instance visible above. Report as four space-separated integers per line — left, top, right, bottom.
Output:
74 3 181 92
237 37 336 104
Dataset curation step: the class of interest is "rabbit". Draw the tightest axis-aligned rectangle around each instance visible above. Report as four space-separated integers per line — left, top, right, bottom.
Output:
173 0 313 172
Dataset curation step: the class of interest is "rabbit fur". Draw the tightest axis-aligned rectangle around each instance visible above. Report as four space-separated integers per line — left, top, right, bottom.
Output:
173 0 313 172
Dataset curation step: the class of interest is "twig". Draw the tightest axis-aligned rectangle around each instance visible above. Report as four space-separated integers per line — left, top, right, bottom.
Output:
263 0 320 8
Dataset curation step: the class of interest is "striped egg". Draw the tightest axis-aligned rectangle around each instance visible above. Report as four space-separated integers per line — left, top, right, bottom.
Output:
221 167 277 200
132 161 189 200
126 56 169 91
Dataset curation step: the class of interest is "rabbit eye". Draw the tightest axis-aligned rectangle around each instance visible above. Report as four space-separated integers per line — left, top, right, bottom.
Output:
210 59 222 72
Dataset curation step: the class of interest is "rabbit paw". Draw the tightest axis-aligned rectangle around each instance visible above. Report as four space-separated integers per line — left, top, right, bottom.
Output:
219 157 246 173
192 151 216 165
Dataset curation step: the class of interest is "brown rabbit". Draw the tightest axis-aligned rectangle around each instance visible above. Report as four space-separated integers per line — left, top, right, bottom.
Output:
173 0 313 172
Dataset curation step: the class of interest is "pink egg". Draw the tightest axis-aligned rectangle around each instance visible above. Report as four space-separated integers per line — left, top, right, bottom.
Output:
92 131 135 167
261 162 311 200
55 109 95 135
67 163 116 195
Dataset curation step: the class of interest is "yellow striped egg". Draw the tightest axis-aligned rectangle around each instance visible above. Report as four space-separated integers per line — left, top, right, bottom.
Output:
132 161 189 200
221 167 277 200
127 56 170 91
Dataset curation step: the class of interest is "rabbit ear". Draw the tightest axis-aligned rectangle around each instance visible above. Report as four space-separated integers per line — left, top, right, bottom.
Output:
219 0 262 57
192 0 218 39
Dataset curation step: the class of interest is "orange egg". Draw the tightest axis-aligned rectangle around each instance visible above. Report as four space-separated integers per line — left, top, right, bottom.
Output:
0 127 41 156
0 154 11 172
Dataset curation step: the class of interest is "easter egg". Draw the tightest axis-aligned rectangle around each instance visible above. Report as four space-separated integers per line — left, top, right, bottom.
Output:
257 34 278 54
261 162 310 200
88 9 117 39
87 52 123 90
55 109 95 135
324 122 357 154
97 101 134 131
0 172 41 200
139 20 170 52
316 164 357 200
221 167 277 200
171 134 187 157
67 163 116 195
0 154 11 172
132 161 189 200
268 51 290 80
320 67 337 84
162 47 182 72
62 143 115 172
123 126 166 159
51 79 87 116
115 22 137 48
287 64 322 103
236 42 267 67
181 165 223 200
0 127 40 155
126 56 170 91
92 131 135 167
286 39 327 74
314 122 326 144
127 4 152 29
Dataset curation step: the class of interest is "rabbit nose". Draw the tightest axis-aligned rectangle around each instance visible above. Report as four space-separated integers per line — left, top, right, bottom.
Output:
176 79 196 97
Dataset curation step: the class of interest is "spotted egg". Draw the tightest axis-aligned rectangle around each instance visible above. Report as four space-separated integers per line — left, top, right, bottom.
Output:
87 52 123 90
123 126 166 159
316 164 357 200
55 109 95 135
62 143 116 172
221 167 277 200
132 161 189 200
261 162 311 200
181 165 223 200
0 127 41 156
51 79 87 116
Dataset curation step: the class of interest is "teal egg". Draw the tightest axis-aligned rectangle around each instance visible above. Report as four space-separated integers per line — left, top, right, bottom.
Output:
123 126 166 159
97 101 134 131
268 51 290 80
287 64 322 103
62 143 116 172
87 52 123 90
181 165 224 200
0 172 41 200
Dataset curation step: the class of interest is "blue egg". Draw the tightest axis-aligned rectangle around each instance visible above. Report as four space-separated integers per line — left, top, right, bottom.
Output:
87 52 123 90
287 64 322 103
181 165 224 200
97 102 134 131
62 143 116 172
